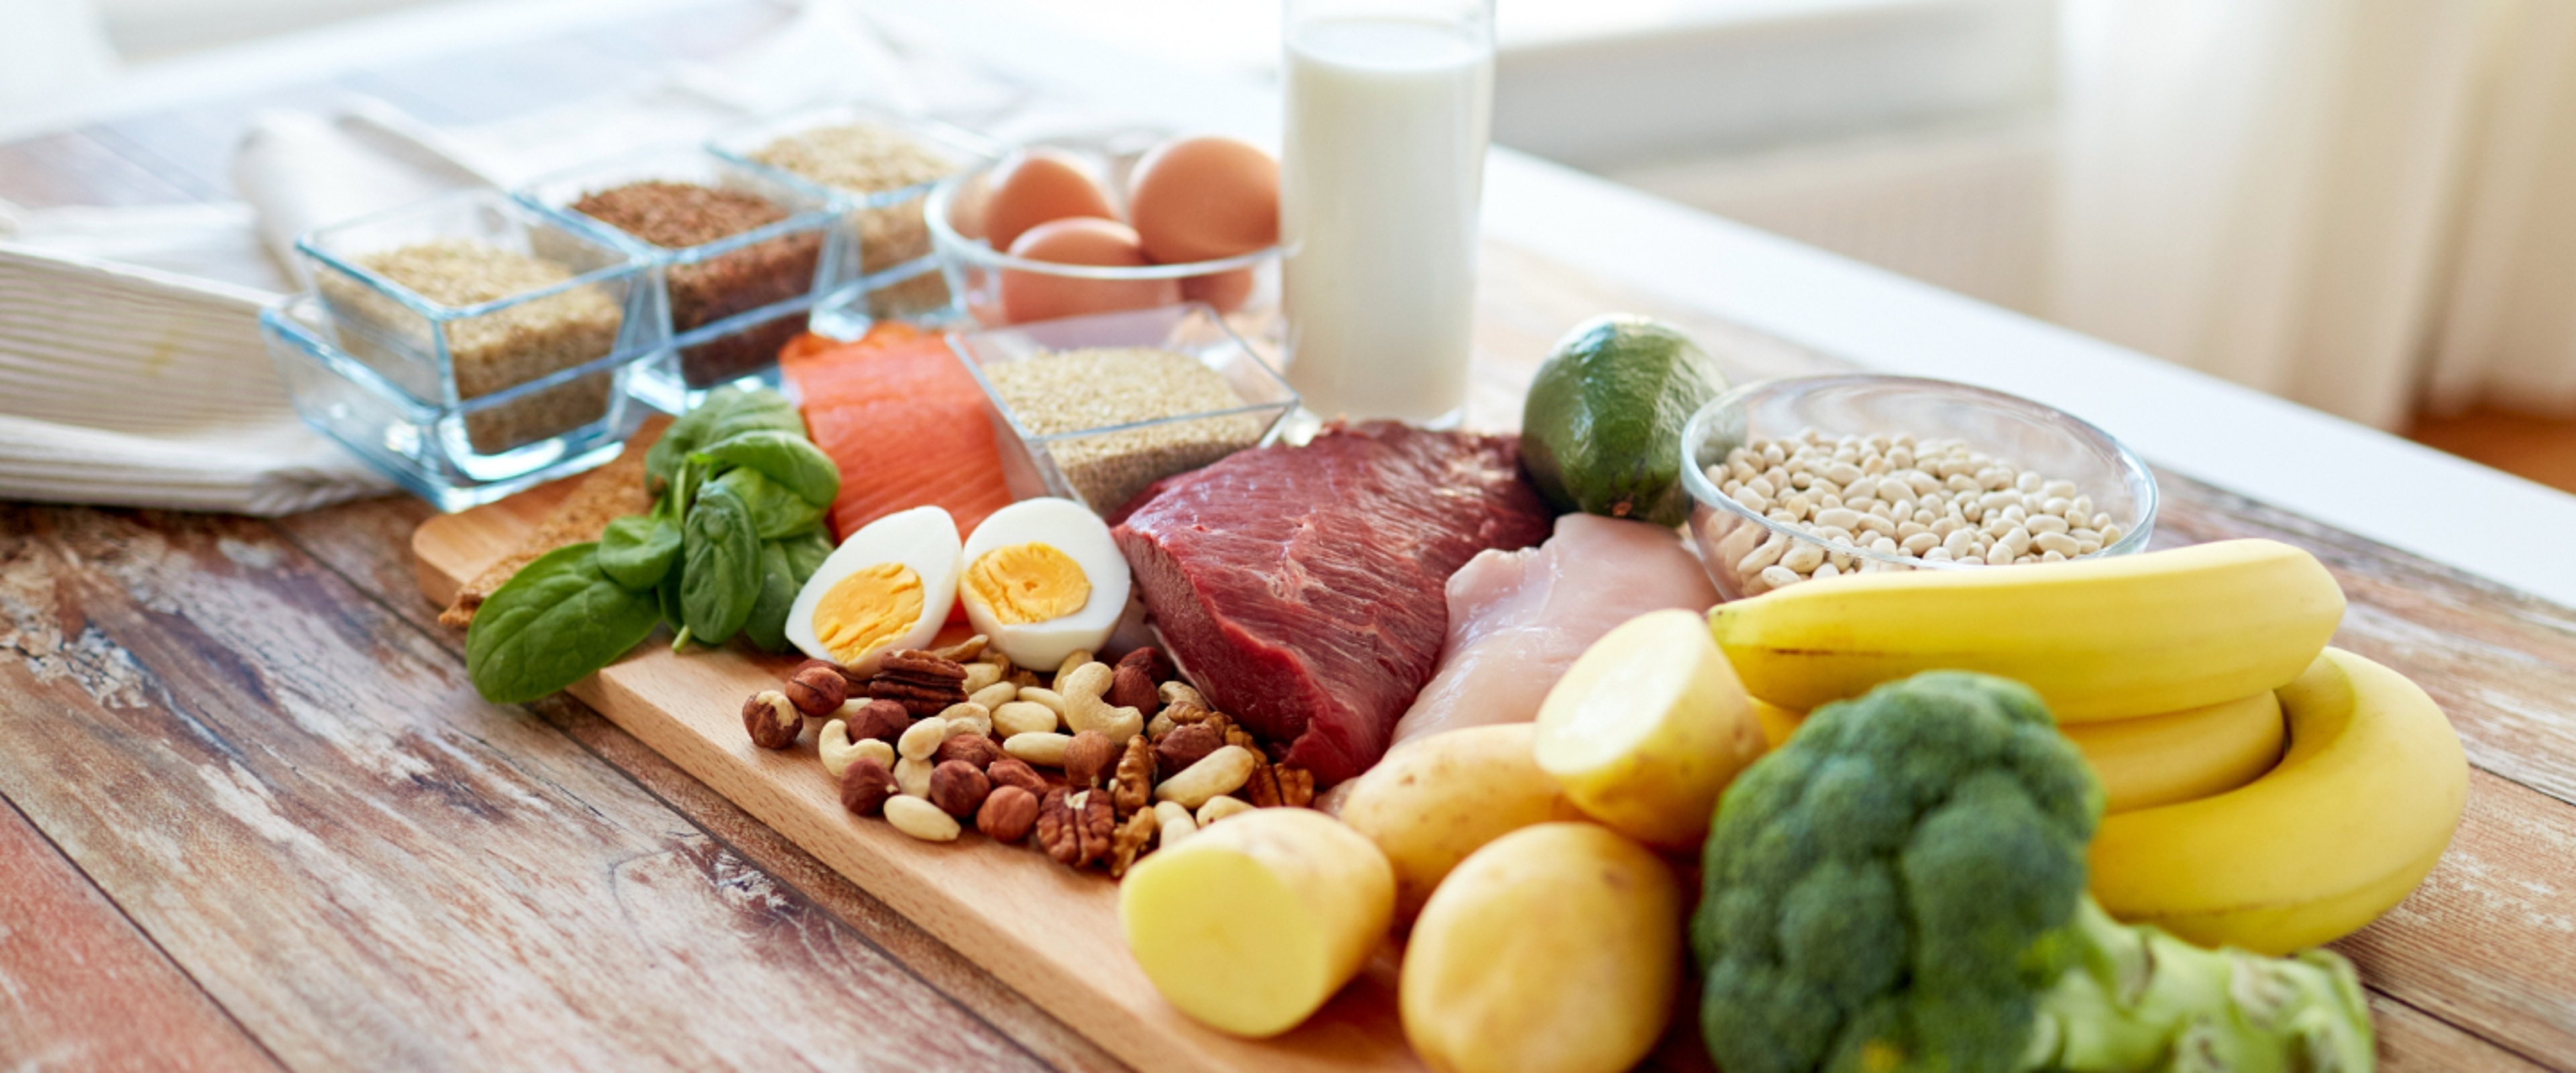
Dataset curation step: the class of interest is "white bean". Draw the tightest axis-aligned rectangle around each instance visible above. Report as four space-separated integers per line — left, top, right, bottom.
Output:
2034 531 2082 557
1759 565 1805 589
1782 541 1827 573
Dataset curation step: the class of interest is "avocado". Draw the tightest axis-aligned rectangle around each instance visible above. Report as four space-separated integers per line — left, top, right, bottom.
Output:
1520 315 1727 526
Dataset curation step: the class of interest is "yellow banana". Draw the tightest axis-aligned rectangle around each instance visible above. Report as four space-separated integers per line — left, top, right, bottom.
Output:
1709 539 2345 722
2063 691 2284 813
1760 691 2286 815
2089 648 2468 955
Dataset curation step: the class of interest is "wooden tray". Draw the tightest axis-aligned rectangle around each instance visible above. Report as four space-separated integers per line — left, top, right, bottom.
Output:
413 492 1422 1073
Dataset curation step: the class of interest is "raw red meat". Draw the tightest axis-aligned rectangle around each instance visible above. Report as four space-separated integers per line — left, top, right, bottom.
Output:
1110 422 1554 785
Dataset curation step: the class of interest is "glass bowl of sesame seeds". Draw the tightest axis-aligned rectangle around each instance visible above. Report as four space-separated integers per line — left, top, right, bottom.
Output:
1680 374 2157 600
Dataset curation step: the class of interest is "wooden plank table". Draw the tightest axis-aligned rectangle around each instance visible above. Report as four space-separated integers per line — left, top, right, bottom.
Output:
4 6 2574 1070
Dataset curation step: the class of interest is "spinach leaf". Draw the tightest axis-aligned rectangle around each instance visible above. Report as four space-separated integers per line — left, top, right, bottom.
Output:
466 543 662 704
692 430 840 507
712 467 825 541
680 479 761 644
777 525 835 583
701 388 806 445
741 541 801 655
645 386 802 492
598 507 680 591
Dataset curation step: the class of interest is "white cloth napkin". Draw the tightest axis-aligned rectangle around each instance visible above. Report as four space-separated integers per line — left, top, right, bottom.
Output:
0 0 1011 516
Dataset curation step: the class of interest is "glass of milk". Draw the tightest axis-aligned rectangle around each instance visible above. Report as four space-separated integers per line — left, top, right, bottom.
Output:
1281 0 1495 428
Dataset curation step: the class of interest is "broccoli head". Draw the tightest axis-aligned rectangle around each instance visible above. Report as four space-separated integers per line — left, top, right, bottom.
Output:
1695 671 2375 1073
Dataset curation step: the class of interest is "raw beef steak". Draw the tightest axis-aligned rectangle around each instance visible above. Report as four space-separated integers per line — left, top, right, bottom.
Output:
1110 422 1554 785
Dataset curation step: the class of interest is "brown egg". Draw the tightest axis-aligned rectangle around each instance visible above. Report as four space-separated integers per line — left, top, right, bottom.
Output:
1000 217 1181 325
1126 136 1280 264
983 148 1119 252
1181 268 1256 313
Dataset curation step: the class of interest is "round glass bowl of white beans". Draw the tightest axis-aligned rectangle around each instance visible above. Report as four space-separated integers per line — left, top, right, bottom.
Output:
1679 375 2157 600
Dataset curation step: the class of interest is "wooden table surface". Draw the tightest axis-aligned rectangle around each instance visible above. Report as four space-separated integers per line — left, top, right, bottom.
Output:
4 5 2574 1070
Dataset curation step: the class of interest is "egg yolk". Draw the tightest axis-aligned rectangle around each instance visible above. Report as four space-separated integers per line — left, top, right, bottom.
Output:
812 562 926 663
963 543 1092 624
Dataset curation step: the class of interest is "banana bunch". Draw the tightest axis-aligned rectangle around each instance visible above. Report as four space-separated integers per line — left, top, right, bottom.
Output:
1710 539 2344 722
2090 648 2467 954
1717 539 2469 952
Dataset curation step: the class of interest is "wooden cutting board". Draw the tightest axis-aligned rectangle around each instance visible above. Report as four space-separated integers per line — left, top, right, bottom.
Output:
412 488 1422 1073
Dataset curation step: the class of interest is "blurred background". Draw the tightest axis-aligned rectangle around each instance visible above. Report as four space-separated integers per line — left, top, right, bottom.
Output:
7 0 2576 490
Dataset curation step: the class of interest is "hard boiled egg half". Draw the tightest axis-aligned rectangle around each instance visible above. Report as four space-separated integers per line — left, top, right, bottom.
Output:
959 498 1130 669
787 506 961 675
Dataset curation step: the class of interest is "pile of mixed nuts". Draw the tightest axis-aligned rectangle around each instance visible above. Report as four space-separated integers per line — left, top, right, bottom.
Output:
742 636 1314 877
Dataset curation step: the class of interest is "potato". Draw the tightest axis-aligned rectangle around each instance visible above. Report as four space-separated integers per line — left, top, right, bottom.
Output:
1118 808 1394 1038
1534 608 1767 848
1401 823 1683 1073
1338 723 1589 921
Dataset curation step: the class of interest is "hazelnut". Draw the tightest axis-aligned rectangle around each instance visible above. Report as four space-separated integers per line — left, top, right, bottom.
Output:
934 733 1001 771
1063 730 1118 789
743 689 802 749
841 756 898 815
977 785 1040 843
1108 663 1161 718
846 699 912 743
928 760 991 819
985 756 1047 796
1155 722 1222 774
1116 646 1171 681
785 663 849 717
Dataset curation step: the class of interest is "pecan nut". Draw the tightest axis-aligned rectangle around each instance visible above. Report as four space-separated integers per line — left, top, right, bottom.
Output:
1112 734 1156 817
743 690 802 750
840 756 900 816
927 760 991 819
977 785 1040 843
1107 809 1159 877
1037 788 1114 868
867 650 971 716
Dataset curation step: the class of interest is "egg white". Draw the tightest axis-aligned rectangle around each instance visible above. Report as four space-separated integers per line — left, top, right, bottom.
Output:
786 505 962 675
959 497 1131 668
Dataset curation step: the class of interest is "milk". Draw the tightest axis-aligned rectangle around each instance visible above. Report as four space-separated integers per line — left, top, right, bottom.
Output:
1281 11 1493 427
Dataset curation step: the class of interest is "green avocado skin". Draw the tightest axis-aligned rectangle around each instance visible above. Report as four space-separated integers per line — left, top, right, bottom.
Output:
1521 314 1728 526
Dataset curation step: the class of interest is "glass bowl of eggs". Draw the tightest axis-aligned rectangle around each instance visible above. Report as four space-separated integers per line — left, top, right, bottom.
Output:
924 133 1283 342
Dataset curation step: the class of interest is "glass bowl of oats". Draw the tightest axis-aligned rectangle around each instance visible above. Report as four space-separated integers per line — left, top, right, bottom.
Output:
949 303 1300 515
712 104 998 324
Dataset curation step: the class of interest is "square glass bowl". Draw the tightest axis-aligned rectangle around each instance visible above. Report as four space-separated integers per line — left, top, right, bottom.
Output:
949 303 1299 514
262 294 648 510
711 104 999 323
294 188 663 459
1680 374 2157 600
517 144 860 404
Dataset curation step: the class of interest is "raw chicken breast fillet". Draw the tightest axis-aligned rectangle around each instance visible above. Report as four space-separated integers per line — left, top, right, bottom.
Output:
1389 514 1721 746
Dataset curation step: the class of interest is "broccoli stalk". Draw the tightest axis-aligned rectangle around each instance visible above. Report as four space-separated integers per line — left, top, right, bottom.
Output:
1693 671 2375 1073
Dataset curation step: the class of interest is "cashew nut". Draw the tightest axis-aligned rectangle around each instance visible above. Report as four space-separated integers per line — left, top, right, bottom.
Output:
1195 795 1255 827
1060 663 1142 744
938 702 992 738
1004 731 1072 767
961 661 1004 694
993 701 1060 738
819 719 896 780
1157 681 1208 710
1053 651 1093 691
1154 800 1197 848
1017 687 1066 716
1155 744 1259 808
